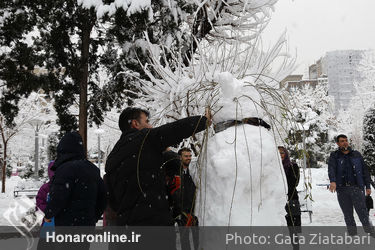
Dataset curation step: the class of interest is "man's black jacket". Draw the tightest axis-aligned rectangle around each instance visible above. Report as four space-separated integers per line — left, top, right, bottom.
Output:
166 165 197 220
45 132 107 226
105 115 207 226
180 168 196 214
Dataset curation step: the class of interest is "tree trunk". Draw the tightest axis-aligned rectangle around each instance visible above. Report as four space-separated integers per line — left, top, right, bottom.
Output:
1 143 6 193
0 117 6 193
79 24 92 156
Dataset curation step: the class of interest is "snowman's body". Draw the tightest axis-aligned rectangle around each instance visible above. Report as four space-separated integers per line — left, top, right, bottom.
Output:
197 72 287 226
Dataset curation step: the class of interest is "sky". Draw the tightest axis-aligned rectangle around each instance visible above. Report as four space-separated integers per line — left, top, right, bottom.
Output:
262 0 375 76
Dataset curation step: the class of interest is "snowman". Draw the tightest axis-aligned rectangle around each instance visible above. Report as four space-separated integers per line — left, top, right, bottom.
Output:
196 72 287 226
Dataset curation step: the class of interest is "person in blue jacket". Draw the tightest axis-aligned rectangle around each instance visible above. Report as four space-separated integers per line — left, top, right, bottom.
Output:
328 134 374 235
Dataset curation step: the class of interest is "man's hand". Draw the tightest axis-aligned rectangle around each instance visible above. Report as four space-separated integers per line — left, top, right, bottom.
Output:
44 218 52 223
205 107 212 126
329 182 336 193
366 189 371 196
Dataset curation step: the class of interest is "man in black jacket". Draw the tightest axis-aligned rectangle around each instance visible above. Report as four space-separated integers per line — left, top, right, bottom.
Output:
43 132 106 250
328 134 374 236
105 108 209 226
177 148 198 223
177 147 199 250
105 108 209 250
45 132 106 226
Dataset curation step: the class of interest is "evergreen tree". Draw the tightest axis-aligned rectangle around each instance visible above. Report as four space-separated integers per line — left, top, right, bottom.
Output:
20 163 34 179
0 0 218 150
6 163 12 178
285 83 336 168
0 0 275 151
47 132 58 161
38 165 45 178
363 107 375 176
0 90 57 192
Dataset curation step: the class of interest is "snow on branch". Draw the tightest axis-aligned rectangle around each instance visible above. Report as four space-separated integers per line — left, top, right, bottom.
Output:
78 0 278 45
134 26 294 133
77 0 151 17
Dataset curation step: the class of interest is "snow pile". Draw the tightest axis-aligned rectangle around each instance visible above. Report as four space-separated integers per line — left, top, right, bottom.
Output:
197 77 287 226
213 72 266 123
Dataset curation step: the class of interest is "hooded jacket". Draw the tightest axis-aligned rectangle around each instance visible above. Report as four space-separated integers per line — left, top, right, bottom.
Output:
44 132 106 226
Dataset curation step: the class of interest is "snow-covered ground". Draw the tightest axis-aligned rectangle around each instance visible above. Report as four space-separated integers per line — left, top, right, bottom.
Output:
299 167 375 226
0 176 43 226
0 167 374 226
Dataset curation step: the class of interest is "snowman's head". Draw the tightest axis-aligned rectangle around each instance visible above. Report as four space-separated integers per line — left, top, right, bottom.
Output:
213 72 267 124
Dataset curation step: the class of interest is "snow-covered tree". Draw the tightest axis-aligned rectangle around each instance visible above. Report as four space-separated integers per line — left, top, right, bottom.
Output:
363 106 375 176
336 50 375 149
285 83 336 168
0 0 278 152
0 90 57 192
46 132 58 162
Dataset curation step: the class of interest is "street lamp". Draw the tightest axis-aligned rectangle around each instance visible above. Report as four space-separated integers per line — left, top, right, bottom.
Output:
94 128 105 170
29 119 44 180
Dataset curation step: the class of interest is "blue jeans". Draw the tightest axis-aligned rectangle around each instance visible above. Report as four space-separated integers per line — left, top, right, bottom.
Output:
336 186 374 234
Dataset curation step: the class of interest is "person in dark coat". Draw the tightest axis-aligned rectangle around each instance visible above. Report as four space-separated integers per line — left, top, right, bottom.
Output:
105 108 209 226
278 146 301 227
328 134 374 235
177 147 199 250
176 148 197 223
105 108 210 250
279 146 301 250
44 132 106 227
163 148 199 250
36 161 55 214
